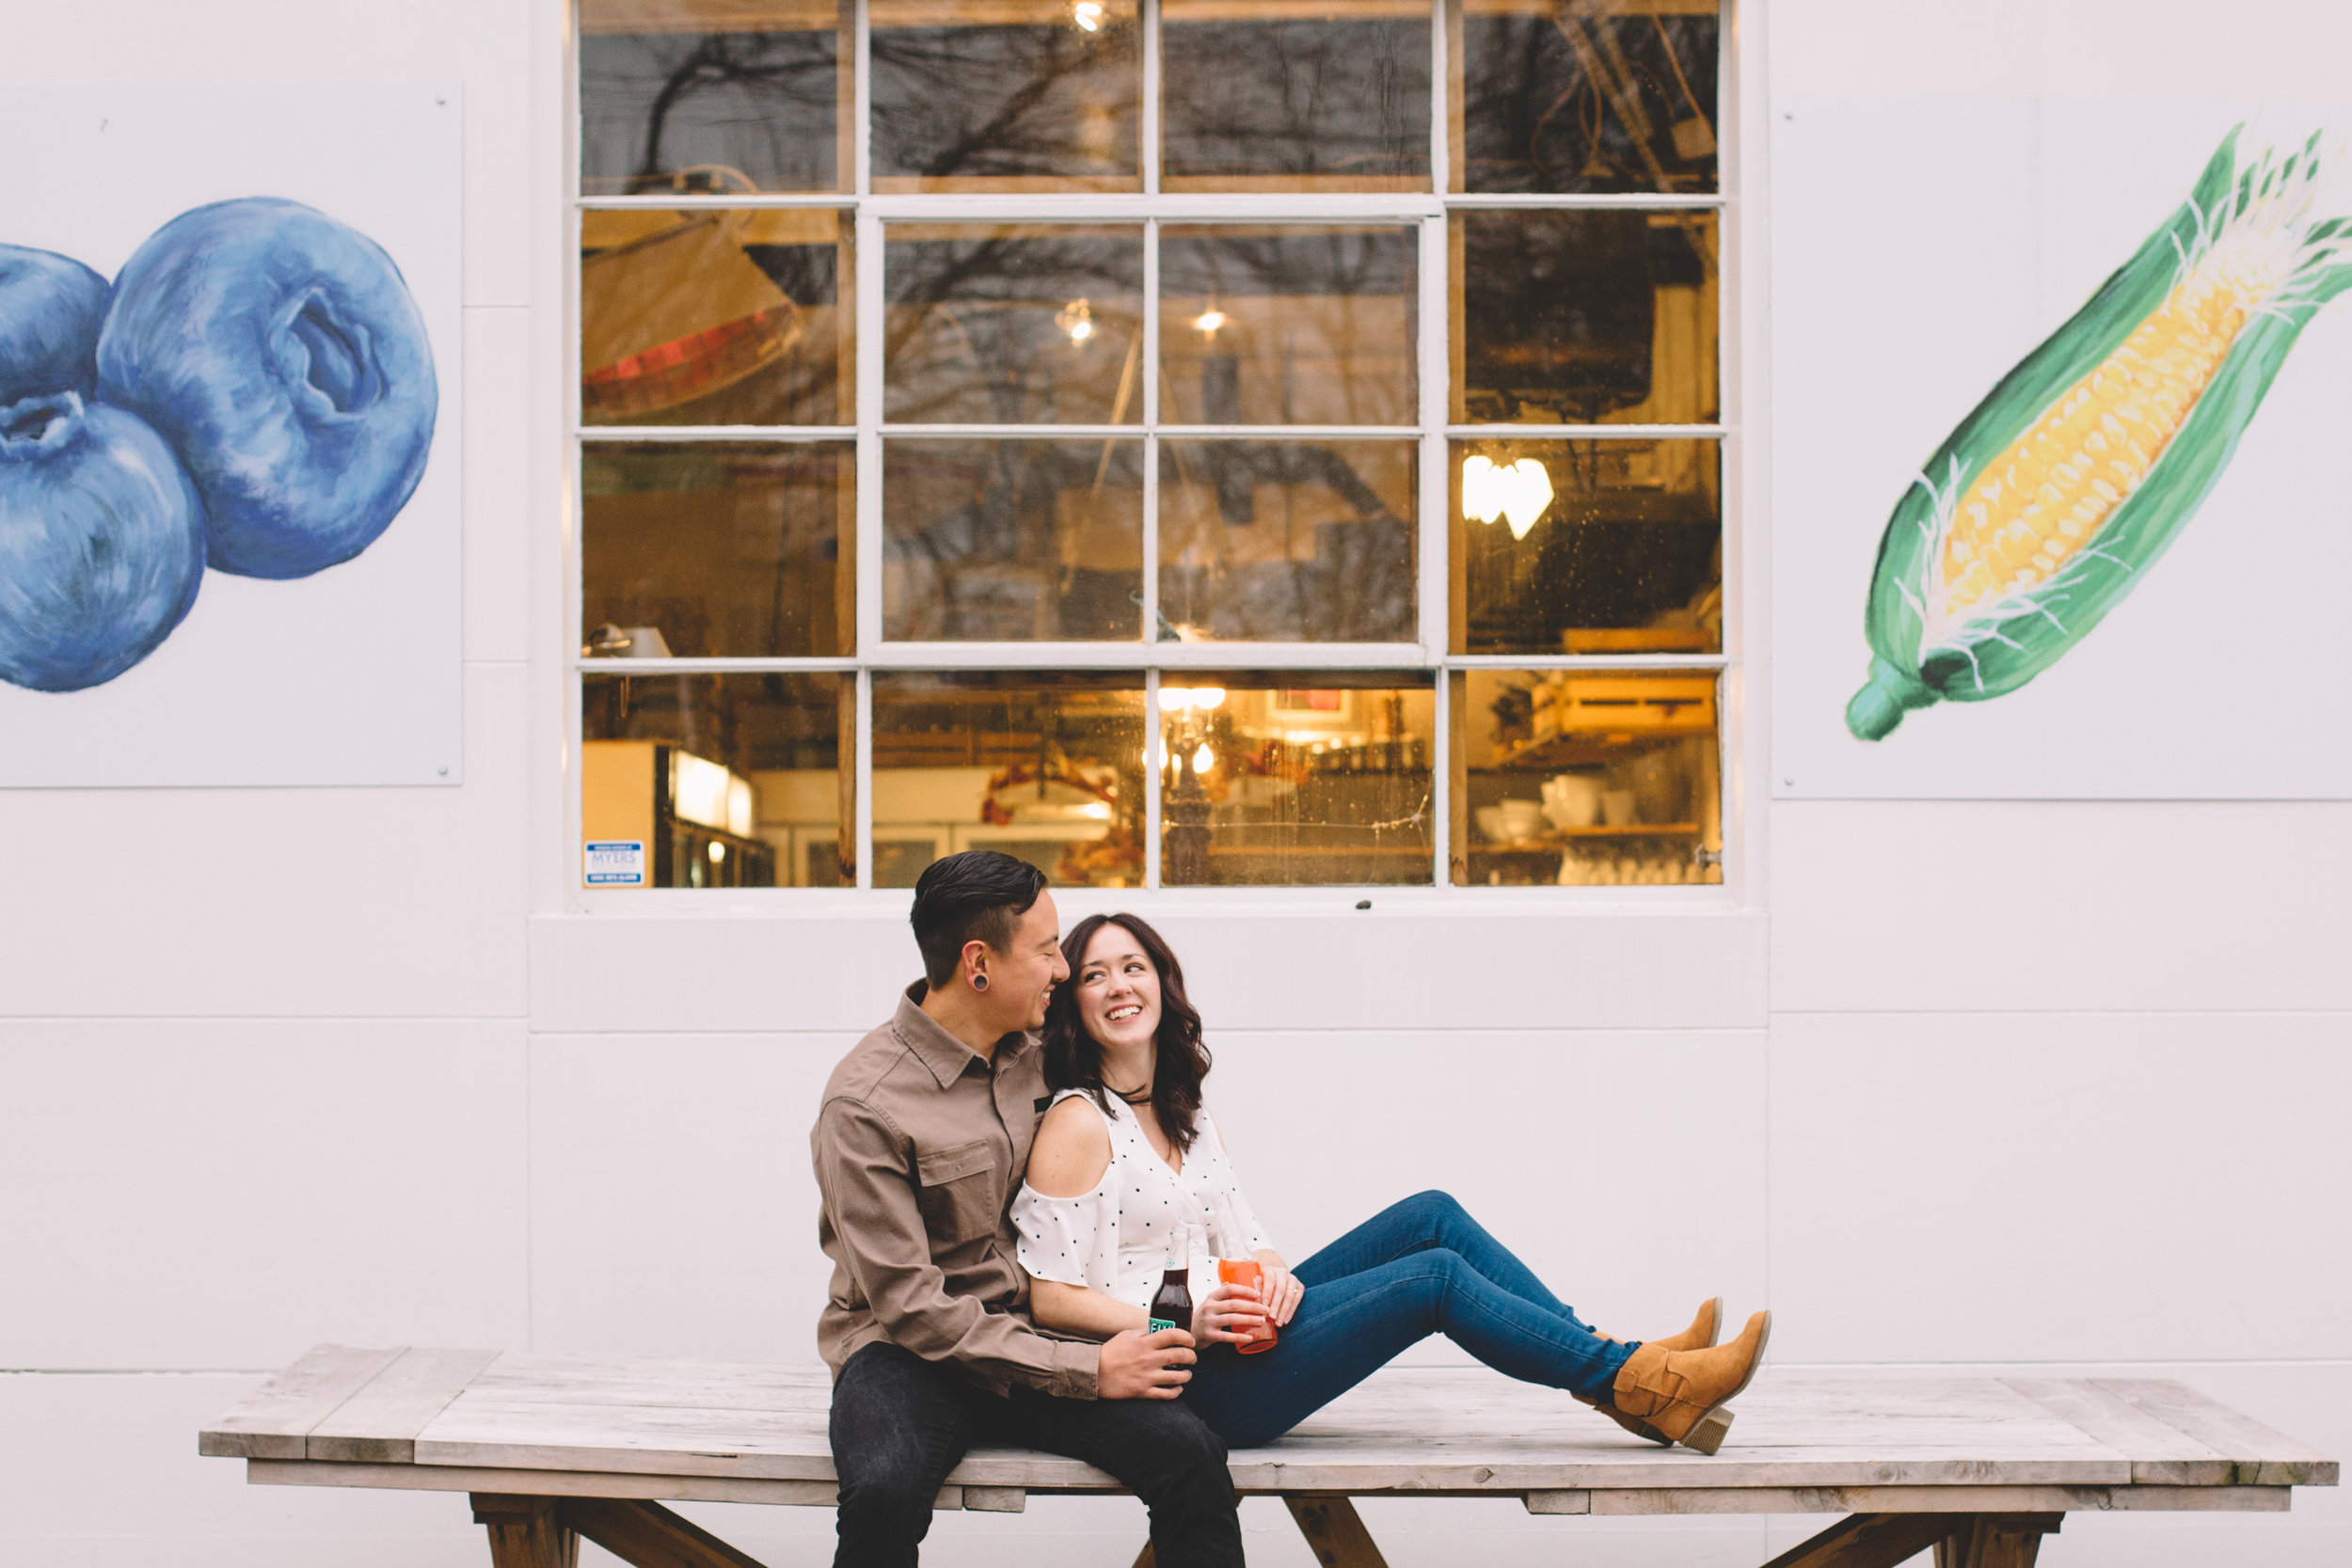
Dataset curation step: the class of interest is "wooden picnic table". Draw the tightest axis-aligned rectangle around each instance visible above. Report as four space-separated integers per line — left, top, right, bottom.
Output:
200 1344 2336 1568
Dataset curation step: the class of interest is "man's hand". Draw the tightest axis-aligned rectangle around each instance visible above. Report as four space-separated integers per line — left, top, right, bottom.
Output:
1098 1326 1196 1400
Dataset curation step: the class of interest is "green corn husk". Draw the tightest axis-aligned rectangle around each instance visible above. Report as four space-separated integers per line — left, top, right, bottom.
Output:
1847 127 2352 741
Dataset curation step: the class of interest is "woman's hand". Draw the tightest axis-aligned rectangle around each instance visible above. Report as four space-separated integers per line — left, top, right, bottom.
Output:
1190 1280 1268 1345
1255 1255 1304 1326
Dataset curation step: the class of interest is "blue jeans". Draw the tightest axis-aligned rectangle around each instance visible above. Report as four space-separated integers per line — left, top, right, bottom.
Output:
1181 1190 1635 1448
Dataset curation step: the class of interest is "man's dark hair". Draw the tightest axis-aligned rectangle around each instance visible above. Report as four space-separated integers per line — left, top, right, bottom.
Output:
910 850 1049 988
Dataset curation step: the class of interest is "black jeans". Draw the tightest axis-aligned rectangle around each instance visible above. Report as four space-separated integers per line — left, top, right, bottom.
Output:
829 1341 1244 1568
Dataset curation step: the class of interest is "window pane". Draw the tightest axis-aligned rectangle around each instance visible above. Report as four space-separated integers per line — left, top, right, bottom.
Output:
1452 437 1718 656
885 439 1143 641
582 672 852 888
884 224 1144 425
1449 668 1720 887
871 0 1141 192
580 0 848 195
1163 1 1432 191
582 441 853 659
1452 208 1716 423
582 208 851 426
871 673 1146 888
1159 225 1418 426
1454 0 1719 196
1158 440 1416 642
1160 673 1433 886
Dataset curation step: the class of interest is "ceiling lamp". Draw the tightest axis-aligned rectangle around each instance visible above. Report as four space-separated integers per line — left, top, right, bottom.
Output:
1461 455 1553 541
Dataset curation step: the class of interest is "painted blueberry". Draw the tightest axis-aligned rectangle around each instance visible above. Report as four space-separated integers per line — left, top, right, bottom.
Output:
0 392 206 691
97 197 437 580
0 245 109 404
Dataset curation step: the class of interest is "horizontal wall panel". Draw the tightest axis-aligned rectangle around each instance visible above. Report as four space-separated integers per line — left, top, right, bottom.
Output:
0 664 529 1020
1772 802 2352 1013
1 1021 529 1368
532 908 1770 1034
529 1028 1766 1365
1769 1012 2352 1365
0 1371 484 1567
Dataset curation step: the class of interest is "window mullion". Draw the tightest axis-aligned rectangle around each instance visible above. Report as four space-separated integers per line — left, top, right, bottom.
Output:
854 206 884 659
854 667 874 890
852 0 871 196
1418 214 1448 659
1142 0 1162 198
1143 670 1163 889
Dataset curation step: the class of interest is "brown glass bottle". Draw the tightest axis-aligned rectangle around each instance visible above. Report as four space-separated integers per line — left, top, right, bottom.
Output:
1147 1262 1192 1335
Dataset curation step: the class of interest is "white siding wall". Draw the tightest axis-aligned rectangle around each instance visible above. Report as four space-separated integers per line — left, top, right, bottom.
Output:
2 3 2344 1566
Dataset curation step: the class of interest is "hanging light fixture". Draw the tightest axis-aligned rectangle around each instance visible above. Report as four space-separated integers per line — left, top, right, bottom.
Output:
1461 454 1554 541
1193 297 1227 337
1073 1 1104 30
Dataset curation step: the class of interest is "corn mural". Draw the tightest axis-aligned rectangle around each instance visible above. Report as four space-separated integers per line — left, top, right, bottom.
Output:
1848 128 2352 740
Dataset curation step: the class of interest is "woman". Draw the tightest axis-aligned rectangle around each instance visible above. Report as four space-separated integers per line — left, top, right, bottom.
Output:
1011 912 1769 1452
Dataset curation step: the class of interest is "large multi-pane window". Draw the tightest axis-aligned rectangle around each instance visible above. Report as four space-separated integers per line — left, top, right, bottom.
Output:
574 0 1727 893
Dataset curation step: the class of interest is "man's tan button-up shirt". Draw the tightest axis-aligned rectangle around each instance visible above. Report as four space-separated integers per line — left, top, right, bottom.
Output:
812 983 1099 1399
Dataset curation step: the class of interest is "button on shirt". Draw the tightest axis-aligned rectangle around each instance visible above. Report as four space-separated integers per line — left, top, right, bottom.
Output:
812 983 1100 1400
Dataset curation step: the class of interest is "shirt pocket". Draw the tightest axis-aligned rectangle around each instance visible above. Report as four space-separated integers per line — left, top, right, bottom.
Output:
914 1138 1001 1245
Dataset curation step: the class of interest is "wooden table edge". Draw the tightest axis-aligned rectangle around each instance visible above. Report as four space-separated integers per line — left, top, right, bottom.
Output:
244 1459 2297 1516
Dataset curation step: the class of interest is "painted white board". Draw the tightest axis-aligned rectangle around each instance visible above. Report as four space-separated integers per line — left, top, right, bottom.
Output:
0 81 462 785
1771 95 2352 799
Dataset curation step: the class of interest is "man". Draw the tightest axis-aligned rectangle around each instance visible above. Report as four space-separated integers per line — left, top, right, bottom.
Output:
813 850 1244 1568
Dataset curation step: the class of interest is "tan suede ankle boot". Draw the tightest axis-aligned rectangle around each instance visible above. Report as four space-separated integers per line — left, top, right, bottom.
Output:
1608 1309 1772 1455
1577 1297 1724 1444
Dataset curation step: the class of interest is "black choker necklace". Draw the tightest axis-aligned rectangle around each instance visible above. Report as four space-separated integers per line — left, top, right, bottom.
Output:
1107 1079 1153 1104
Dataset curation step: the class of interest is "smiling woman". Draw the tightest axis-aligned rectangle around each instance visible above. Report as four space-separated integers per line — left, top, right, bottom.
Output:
1013 910 1770 1454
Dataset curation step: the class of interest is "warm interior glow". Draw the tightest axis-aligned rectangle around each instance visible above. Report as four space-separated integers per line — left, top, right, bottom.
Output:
1461 455 1554 541
1073 1 1103 30
707 840 727 863
1155 685 1228 712
1192 742 1216 772
1193 305 1226 336
1057 297 1095 343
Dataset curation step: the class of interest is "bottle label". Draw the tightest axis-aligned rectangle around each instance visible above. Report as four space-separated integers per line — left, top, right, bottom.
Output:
1147 1318 1179 1335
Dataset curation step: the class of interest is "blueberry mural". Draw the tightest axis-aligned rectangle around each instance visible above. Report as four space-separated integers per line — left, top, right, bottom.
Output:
0 198 437 692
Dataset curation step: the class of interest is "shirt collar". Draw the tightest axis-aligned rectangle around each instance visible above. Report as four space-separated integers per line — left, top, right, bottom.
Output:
894 981 1034 1089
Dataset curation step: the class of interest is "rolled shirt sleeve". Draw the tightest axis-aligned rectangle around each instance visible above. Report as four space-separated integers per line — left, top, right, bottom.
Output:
817 1096 1099 1399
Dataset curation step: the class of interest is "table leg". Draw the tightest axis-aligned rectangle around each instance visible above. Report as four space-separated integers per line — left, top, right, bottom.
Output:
471 1495 577 1568
1284 1496 1393 1568
1934 1514 2063 1568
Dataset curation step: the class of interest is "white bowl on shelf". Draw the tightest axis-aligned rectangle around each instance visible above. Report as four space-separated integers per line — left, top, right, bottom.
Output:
1496 800 1547 839
1473 805 1512 843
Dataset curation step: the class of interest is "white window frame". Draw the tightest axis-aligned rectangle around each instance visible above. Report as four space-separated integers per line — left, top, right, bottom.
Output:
564 0 1740 908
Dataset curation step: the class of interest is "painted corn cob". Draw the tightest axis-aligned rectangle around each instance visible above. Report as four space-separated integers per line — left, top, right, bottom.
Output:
1848 128 2352 739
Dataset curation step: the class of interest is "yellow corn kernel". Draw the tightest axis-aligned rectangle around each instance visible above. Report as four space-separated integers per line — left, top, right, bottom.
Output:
1938 269 2249 617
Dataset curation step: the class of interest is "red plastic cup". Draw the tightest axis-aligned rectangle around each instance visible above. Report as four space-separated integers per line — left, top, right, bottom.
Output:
1218 1259 1279 1354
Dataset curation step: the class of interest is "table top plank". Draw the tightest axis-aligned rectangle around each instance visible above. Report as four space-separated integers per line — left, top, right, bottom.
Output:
2000 1378 2231 1486
207 1347 2336 1506
2092 1379 2340 1486
306 1347 502 1464
199 1344 407 1461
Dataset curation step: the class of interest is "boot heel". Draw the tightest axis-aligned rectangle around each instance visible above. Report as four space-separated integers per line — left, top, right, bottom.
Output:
1680 1405 1735 1455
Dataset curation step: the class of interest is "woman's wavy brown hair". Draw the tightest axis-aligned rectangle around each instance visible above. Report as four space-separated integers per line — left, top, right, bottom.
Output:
1041 912 1213 1154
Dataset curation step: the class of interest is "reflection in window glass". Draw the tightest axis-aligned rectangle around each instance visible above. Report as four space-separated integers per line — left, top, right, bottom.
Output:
1452 437 1718 656
1159 226 1418 426
1454 0 1719 196
582 442 852 659
583 672 852 888
582 208 851 426
1450 668 1720 886
579 0 848 195
1162 1 1432 190
1452 208 1716 424
885 439 1143 641
871 0 1141 191
885 224 1144 425
1159 674 1433 886
1159 440 1416 642
871 673 1146 888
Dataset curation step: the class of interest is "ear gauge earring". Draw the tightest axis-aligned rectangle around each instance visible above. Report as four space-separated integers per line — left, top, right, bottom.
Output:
971 973 990 992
